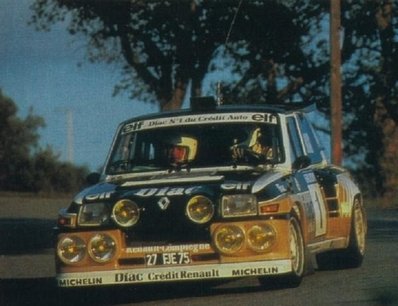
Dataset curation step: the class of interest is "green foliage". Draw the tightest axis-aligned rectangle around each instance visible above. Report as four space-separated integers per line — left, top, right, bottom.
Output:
29 0 398 199
30 0 310 109
0 90 88 193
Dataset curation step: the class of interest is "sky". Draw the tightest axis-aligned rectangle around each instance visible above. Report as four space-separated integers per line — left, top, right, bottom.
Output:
0 0 156 171
1 1 333 172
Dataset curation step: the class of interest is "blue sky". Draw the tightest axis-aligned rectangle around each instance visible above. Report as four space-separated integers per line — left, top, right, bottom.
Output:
0 0 156 171
1 1 333 172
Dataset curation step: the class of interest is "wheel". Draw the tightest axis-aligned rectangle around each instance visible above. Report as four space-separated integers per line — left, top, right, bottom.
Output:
285 216 306 285
317 198 366 270
259 216 305 288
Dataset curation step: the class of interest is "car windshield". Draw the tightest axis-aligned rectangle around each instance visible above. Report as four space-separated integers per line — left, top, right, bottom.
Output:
106 120 283 174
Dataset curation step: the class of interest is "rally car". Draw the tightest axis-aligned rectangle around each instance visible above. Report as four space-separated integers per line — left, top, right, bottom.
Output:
55 97 366 288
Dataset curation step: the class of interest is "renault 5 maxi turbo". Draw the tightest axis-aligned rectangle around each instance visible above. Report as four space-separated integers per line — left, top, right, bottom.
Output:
55 97 366 288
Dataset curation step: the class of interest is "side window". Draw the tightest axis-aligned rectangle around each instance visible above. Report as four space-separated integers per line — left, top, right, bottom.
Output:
286 117 304 162
297 114 323 164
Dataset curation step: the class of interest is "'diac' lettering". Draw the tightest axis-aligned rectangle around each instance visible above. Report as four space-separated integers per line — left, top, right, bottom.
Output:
134 186 199 197
115 272 144 283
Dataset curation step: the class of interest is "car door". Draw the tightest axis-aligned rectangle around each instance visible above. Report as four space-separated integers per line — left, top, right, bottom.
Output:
286 114 328 241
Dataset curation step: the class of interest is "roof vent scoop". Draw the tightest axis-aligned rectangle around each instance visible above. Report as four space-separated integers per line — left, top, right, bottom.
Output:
190 96 217 111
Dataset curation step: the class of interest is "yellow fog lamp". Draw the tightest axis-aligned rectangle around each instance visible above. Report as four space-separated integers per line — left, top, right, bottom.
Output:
186 195 214 224
88 233 116 263
247 224 276 252
57 236 86 264
111 199 140 227
213 225 245 254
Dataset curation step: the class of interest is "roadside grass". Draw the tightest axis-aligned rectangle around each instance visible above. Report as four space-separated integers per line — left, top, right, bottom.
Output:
0 192 71 219
364 197 398 210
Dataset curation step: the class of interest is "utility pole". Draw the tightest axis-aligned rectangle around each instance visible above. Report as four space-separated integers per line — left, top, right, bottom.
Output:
330 0 342 165
66 109 74 163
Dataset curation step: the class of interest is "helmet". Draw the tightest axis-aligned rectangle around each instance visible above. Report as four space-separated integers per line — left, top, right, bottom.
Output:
164 135 198 164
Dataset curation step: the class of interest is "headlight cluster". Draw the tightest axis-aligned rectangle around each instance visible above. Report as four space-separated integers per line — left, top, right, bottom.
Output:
221 194 257 218
77 200 140 228
76 195 216 228
213 223 276 255
78 203 110 226
57 233 117 265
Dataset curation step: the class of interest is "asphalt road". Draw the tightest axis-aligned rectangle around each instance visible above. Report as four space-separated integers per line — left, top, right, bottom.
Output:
1 208 398 306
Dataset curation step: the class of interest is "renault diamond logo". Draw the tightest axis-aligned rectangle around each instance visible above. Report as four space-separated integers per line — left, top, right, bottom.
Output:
158 197 170 210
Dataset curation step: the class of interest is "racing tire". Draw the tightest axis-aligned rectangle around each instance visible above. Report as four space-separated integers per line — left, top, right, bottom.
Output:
316 198 366 270
259 216 305 288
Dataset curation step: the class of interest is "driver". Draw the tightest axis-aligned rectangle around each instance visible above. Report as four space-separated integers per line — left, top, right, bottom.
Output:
248 128 272 158
231 127 272 162
163 135 198 167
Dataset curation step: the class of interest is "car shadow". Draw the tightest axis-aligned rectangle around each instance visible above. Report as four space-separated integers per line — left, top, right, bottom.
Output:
0 218 56 255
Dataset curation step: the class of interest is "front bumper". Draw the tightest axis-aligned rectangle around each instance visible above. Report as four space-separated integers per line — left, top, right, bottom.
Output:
56 219 292 288
57 259 292 287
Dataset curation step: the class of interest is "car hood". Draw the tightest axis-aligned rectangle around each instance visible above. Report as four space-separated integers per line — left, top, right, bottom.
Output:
74 169 288 205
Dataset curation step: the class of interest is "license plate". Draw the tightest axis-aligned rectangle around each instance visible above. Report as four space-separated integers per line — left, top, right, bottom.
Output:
145 252 191 266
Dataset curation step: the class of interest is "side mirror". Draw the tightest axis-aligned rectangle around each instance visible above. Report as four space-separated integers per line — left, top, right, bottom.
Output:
86 172 101 185
292 156 311 170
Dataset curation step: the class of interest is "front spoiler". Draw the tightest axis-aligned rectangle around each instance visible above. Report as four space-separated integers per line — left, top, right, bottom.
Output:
57 259 292 287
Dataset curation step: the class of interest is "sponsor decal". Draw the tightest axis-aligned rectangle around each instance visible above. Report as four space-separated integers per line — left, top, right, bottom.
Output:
122 113 278 134
221 182 251 191
122 121 144 133
340 201 351 217
122 175 224 187
231 267 279 276
147 269 219 282
126 243 212 254
132 186 199 197
115 273 144 282
58 277 103 287
275 183 287 193
57 260 291 287
252 172 285 194
85 191 113 202
303 172 317 184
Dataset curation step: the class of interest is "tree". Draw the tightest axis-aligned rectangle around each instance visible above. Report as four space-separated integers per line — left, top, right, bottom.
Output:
339 0 398 202
30 0 398 202
30 0 309 110
0 90 44 190
0 90 88 193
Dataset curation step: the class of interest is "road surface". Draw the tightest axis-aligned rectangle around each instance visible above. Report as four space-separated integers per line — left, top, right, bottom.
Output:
1 205 397 306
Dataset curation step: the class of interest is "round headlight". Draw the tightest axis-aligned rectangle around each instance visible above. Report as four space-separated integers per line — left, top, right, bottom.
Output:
57 236 86 264
112 199 140 227
88 233 116 263
186 195 214 224
214 225 245 254
247 224 276 252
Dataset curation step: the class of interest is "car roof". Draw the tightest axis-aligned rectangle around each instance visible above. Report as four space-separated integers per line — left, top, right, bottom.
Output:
122 99 315 124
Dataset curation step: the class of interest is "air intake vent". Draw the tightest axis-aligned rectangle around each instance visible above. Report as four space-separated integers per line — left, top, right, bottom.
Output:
190 96 217 111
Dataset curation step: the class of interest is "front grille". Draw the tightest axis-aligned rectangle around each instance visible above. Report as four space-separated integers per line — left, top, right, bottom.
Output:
124 224 211 245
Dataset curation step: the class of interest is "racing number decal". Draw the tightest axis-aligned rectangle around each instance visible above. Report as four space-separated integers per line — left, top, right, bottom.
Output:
308 184 327 236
